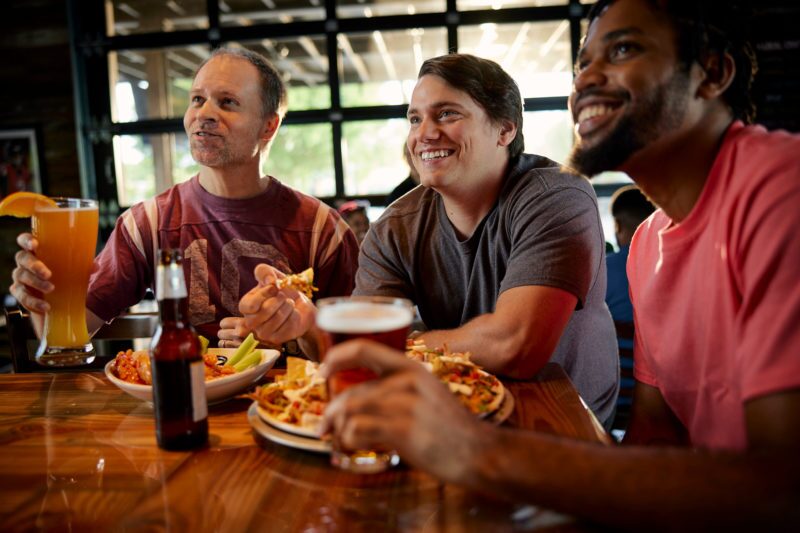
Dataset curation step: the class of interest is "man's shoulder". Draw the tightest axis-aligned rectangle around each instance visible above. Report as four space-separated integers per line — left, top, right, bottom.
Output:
509 154 593 195
377 186 435 223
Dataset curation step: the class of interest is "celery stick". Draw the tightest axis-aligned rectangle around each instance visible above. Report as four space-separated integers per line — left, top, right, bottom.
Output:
233 350 262 372
199 335 209 355
225 333 256 367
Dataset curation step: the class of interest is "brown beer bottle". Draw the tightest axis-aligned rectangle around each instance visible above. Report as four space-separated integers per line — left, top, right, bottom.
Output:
150 248 208 450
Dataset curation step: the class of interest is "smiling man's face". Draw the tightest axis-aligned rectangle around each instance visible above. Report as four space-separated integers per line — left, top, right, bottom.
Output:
567 0 691 177
406 74 514 195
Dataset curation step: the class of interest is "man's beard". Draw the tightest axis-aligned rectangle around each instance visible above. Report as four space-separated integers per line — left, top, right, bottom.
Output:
567 70 691 178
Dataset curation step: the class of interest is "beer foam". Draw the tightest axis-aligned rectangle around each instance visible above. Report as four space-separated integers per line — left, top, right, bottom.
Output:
317 302 412 334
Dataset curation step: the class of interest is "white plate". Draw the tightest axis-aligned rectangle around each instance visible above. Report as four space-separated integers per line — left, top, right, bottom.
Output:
105 348 280 404
247 402 330 453
256 404 321 438
486 385 515 425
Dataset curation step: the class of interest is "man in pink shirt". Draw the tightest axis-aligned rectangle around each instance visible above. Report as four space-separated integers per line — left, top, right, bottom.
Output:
318 0 800 529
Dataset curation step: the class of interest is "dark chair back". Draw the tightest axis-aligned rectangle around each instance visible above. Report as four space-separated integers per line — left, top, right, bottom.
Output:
612 320 635 432
3 305 158 373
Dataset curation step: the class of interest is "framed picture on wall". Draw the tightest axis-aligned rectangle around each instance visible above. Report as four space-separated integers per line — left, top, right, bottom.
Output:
0 127 45 198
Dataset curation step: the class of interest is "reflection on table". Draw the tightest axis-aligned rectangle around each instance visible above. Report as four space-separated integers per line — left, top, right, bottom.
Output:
0 362 609 531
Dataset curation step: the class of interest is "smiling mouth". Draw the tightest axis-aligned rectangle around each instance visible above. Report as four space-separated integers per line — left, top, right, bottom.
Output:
420 149 454 161
195 131 220 138
577 104 619 124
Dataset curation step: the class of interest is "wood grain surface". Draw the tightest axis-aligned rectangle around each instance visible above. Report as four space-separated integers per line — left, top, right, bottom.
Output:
0 362 608 532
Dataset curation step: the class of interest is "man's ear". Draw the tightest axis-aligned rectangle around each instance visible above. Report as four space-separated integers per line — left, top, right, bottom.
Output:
497 120 517 148
261 114 282 143
697 51 736 100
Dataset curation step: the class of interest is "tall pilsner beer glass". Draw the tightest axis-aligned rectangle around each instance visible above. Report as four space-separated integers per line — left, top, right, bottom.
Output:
33 197 98 366
316 296 413 473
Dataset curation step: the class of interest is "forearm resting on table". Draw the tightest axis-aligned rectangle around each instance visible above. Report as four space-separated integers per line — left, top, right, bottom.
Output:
421 286 576 379
420 319 551 378
461 426 800 530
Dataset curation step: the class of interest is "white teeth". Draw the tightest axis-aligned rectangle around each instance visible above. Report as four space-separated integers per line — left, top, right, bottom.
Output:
420 150 453 161
577 105 614 123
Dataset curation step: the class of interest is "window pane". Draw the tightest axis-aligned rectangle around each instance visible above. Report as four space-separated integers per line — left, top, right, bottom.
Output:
342 119 409 196
222 0 325 25
458 21 572 98
113 134 156 207
173 134 200 185
521 109 573 164
110 46 211 122
267 123 335 197
458 0 567 10
337 0 444 18
107 0 208 36
232 38 331 111
114 133 198 207
339 28 448 107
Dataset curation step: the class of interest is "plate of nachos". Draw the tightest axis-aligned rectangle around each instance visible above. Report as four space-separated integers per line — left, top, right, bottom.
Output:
247 344 513 452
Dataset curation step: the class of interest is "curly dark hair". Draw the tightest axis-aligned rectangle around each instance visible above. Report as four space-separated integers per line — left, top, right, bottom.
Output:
587 0 758 123
418 54 525 159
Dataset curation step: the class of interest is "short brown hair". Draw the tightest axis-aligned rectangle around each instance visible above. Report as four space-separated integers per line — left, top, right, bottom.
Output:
418 54 524 159
196 47 288 120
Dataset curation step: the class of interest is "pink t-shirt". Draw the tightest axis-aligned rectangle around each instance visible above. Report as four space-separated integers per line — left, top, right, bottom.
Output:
629 122 800 451
88 176 359 340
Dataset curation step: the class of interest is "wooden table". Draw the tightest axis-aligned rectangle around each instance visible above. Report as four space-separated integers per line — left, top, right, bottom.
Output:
0 362 609 531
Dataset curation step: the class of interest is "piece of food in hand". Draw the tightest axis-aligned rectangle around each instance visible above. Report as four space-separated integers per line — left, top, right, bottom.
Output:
0 191 57 218
275 268 318 299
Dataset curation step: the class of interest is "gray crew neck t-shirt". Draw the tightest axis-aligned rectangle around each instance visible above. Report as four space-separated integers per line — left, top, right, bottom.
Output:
355 153 619 424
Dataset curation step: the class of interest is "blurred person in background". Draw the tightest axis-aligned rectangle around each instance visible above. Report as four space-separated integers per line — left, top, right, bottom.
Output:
605 184 654 325
320 0 800 529
10 47 358 348
337 199 371 246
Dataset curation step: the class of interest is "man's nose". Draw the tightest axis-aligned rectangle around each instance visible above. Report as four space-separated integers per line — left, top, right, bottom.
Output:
573 60 607 94
416 116 441 141
196 100 219 122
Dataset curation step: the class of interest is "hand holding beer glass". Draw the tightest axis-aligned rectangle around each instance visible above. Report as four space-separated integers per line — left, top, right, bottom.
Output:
32 197 99 366
316 296 413 473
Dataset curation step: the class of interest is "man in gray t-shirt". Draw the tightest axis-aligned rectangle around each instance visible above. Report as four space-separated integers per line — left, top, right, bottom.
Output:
355 54 619 425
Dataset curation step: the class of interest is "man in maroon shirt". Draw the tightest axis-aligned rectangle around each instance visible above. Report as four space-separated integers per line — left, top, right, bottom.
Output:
10 48 358 344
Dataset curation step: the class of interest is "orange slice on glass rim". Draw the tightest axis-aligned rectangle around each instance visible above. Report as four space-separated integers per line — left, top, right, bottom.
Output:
0 192 57 217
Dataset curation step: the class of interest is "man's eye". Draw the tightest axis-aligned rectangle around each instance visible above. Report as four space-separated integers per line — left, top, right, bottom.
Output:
408 116 420 125
610 41 640 60
221 98 237 106
191 96 203 104
439 110 457 119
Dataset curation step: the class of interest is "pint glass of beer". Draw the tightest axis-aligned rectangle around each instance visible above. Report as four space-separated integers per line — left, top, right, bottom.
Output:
316 296 413 473
32 198 99 366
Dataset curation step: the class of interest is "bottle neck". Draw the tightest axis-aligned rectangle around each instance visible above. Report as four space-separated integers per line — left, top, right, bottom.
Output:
158 297 190 325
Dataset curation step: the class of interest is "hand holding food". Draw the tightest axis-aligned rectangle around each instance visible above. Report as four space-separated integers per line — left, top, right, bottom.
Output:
239 263 317 346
